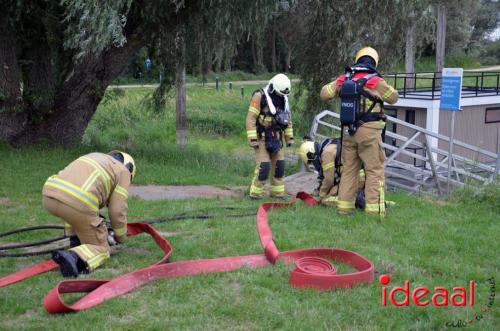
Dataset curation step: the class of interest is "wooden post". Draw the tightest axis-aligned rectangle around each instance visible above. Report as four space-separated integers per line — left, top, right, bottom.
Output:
241 87 244 100
435 2 446 87
447 111 456 194
175 20 187 147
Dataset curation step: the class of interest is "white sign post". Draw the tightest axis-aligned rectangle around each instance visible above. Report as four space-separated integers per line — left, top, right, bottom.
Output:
439 68 463 194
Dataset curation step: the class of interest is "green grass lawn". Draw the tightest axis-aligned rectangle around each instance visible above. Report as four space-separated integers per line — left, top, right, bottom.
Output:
0 85 499 330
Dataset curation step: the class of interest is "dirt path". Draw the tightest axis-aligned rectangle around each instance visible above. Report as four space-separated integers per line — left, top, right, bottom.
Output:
108 79 300 90
130 172 317 200
465 65 500 72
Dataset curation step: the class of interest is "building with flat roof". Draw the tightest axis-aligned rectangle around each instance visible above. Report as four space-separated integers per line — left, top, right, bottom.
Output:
384 71 500 163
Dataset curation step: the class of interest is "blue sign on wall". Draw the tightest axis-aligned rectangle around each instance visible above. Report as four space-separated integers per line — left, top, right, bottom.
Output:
440 68 463 112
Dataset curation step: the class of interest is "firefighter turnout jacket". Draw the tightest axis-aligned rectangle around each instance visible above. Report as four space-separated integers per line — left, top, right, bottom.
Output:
246 90 294 198
42 153 131 271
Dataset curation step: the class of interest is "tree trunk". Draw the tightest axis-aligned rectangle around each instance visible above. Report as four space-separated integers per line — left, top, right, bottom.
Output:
0 0 149 145
175 22 187 147
256 41 265 73
436 2 446 84
5 38 143 145
285 42 292 72
251 39 258 73
405 12 416 89
271 24 277 72
0 8 25 142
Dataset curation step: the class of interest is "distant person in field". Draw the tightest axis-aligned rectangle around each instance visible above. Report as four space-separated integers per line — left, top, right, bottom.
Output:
320 47 398 216
246 74 294 199
42 151 136 277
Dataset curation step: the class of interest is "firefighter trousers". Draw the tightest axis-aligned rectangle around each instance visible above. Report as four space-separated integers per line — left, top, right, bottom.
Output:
249 140 285 197
337 126 385 216
43 196 110 271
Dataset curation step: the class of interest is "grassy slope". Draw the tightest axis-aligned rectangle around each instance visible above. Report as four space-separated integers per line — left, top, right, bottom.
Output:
0 86 499 330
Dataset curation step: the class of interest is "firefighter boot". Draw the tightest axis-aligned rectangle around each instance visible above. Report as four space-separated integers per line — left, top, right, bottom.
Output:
52 250 88 277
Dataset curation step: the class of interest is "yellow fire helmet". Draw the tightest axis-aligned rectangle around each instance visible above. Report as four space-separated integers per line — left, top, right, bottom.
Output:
299 141 316 166
269 73 291 96
355 47 379 67
109 150 137 181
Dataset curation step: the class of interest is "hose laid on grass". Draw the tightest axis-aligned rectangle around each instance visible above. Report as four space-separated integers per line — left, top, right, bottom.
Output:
0 192 374 314
0 210 255 257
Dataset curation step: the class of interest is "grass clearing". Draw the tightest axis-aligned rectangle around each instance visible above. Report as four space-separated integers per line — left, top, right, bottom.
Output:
1 84 499 330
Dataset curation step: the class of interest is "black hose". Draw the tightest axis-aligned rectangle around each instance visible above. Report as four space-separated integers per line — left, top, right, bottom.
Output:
0 210 256 257
0 236 67 250
0 225 64 238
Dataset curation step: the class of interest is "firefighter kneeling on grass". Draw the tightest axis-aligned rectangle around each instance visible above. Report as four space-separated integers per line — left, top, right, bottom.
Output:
320 47 398 216
299 137 366 208
246 74 294 198
42 151 136 277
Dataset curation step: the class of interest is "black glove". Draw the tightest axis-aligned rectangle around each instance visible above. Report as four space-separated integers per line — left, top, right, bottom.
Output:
102 219 118 246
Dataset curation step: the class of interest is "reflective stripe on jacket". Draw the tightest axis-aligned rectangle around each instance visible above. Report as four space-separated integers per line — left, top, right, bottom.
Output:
42 153 131 241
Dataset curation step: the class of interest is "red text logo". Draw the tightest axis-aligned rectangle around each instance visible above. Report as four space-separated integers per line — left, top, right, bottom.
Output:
379 275 474 307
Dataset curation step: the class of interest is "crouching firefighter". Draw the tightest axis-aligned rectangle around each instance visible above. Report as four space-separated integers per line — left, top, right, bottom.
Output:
42 151 136 277
320 47 398 216
246 73 294 198
299 137 365 207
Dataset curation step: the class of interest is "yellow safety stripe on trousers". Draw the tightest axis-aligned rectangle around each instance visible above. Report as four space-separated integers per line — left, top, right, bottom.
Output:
45 176 99 212
248 106 260 115
270 185 285 193
78 156 112 195
81 169 100 192
359 169 365 177
382 87 396 99
247 130 257 139
336 200 355 209
325 83 334 97
323 162 335 171
379 180 386 215
250 184 264 195
64 222 72 228
70 244 94 260
114 185 128 199
86 251 110 271
284 128 293 136
365 203 381 211
323 196 338 202
114 226 127 237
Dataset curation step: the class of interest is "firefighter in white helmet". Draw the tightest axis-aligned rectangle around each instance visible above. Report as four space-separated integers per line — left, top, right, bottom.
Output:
42 151 136 277
246 74 294 198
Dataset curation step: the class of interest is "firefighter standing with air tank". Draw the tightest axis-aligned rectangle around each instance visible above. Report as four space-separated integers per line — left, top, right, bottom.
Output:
246 74 294 198
320 47 398 216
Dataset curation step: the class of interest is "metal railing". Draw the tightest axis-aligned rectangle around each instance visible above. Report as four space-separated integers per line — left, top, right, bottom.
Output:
383 71 500 100
309 110 500 195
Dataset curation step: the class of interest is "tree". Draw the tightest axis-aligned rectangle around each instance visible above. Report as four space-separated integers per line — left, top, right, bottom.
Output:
435 1 446 74
0 0 278 145
0 0 177 145
293 0 408 118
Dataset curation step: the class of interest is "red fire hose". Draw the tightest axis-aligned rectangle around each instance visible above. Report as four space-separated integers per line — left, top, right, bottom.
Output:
0 192 374 313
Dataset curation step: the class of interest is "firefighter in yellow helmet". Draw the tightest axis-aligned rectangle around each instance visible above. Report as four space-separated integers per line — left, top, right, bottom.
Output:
299 137 365 207
320 47 398 216
42 151 136 277
246 73 294 198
